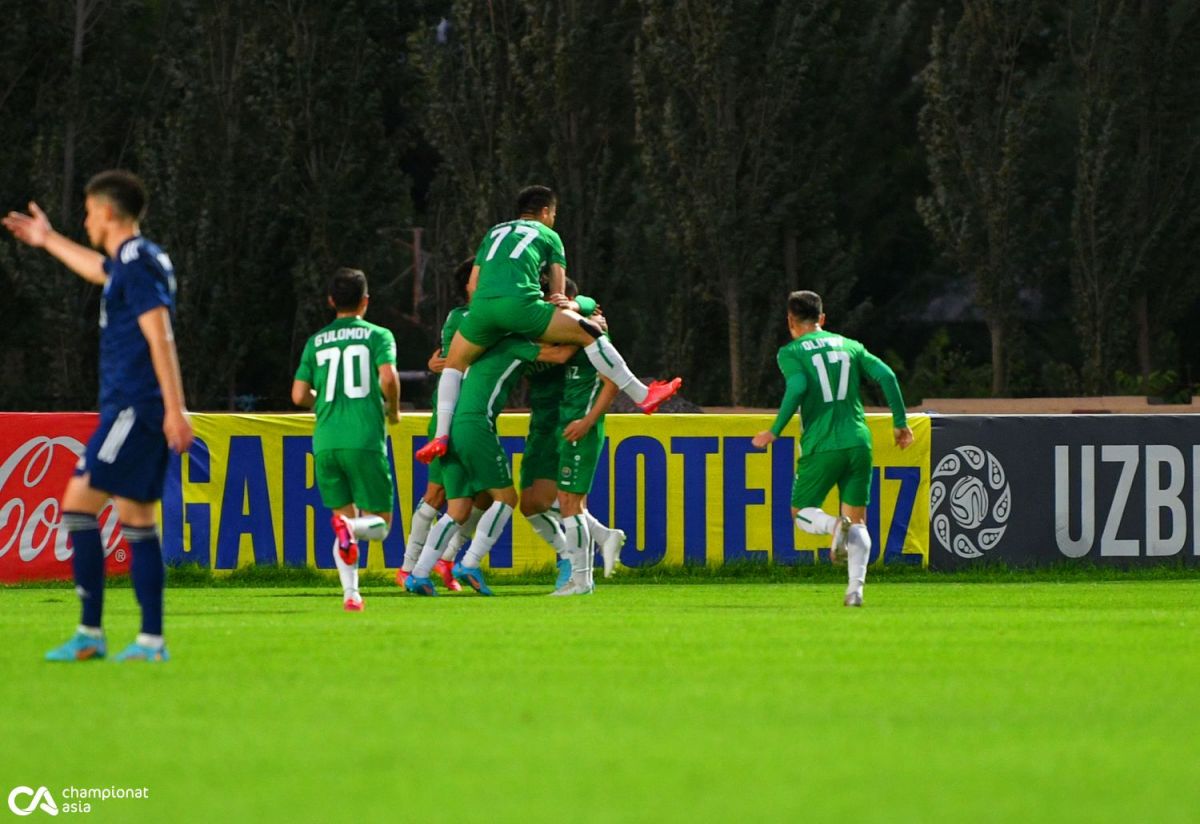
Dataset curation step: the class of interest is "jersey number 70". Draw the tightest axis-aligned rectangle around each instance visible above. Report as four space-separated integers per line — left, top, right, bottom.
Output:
316 344 371 401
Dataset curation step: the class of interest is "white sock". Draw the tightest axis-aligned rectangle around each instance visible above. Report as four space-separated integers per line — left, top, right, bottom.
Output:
584 510 613 546
433 368 464 439
562 514 592 589
136 633 164 649
583 338 648 402
331 538 359 599
414 515 459 578
403 501 440 571
462 502 514 568
795 507 837 536
528 511 567 556
349 515 389 541
77 624 103 639
442 505 486 561
847 524 871 597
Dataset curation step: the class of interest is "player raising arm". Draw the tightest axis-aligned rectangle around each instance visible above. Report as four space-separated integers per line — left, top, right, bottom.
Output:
415 185 681 464
292 268 399 611
4 170 192 662
751 291 912 607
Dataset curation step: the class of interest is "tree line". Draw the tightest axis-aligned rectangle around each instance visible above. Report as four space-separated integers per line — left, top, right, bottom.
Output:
2 0 1198 412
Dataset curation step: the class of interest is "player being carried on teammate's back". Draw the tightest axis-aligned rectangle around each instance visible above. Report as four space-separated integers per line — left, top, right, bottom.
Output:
416 185 681 465
752 290 913 607
292 267 400 611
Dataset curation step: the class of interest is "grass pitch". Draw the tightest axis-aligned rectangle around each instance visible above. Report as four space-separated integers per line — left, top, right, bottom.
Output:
2 578 1198 823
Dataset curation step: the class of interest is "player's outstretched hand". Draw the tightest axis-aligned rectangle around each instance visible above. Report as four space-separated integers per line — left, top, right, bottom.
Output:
562 418 592 444
2 201 52 248
164 409 194 454
751 431 775 450
894 426 914 450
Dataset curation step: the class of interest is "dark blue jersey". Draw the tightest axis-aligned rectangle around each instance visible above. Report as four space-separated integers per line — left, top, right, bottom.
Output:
98 237 176 411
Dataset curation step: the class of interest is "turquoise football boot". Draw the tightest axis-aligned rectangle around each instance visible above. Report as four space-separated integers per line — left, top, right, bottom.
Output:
404 574 438 596
452 562 494 596
555 558 572 590
45 631 106 662
113 642 169 662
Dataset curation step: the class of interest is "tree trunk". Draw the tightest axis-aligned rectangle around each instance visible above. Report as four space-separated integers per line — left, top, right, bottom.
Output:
1135 290 1152 379
726 281 743 406
62 0 91 225
989 319 1008 397
784 227 798 293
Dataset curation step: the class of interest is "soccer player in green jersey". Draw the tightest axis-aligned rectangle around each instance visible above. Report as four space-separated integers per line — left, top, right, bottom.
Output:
752 290 913 607
518 279 605 588
415 185 681 464
399 259 474 593
292 268 400 611
552 329 627 596
406 335 578 596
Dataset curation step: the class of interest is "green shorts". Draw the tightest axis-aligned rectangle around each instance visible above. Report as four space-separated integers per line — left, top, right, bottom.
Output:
315 449 395 513
521 424 561 488
791 446 873 509
442 417 512 500
557 421 605 495
459 296 556 348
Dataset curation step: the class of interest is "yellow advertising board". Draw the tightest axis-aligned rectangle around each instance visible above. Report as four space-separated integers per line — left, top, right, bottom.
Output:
159 413 930 572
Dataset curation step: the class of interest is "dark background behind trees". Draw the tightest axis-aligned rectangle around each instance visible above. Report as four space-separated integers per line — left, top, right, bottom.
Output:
2 0 1198 411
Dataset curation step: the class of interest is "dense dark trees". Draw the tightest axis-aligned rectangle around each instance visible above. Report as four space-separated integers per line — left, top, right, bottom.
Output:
2 0 1198 410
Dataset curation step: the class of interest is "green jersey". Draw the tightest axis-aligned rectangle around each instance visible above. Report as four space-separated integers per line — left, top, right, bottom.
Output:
472 219 567 300
457 335 541 427
771 330 907 455
559 339 606 423
296 317 397 453
528 365 565 427
440 306 469 355
525 294 596 427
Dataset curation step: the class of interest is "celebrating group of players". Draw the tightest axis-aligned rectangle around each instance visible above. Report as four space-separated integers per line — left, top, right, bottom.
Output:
4 171 911 662
291 185 681 609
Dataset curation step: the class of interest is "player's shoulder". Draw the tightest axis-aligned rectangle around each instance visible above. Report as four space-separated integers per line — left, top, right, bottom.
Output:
111 237 172 274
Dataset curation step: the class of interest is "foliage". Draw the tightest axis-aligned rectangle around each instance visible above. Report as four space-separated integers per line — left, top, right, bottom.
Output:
2 1 1200 409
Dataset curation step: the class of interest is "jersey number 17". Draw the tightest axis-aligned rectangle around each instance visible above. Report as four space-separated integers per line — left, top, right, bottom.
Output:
812 351 850 402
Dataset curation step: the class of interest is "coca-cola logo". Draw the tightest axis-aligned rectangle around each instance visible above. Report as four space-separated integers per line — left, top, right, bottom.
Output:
0 436 125 564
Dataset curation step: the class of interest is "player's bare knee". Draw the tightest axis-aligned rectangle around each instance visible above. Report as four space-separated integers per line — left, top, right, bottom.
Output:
447 499 473 523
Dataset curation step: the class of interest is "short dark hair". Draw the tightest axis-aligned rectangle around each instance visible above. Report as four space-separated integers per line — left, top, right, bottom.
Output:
329 267 368 310
787 290 823 322
516 185 556 216
452 257 474 303
85 170 148 222
563 277 579 299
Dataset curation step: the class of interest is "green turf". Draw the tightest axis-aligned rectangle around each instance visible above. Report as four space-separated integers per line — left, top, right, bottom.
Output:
1 580 1198 823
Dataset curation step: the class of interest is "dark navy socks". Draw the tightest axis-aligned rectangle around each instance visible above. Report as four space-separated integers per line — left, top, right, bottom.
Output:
124 525 165 637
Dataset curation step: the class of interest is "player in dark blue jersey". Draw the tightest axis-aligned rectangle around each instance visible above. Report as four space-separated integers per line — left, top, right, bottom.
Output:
4 170 193 663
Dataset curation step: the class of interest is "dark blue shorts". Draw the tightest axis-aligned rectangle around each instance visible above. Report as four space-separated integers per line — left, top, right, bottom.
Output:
76 404 169 503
